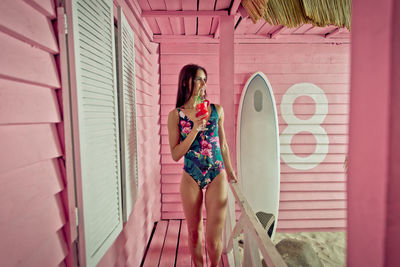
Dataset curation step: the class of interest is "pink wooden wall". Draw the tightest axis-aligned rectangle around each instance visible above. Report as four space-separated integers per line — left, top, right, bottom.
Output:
235 43 349 231
0 0 69 266
0 0 161 266
97 0 161 266
160 42 350 231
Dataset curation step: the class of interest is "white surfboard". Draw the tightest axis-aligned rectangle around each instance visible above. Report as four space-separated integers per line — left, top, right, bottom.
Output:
237 71 280 240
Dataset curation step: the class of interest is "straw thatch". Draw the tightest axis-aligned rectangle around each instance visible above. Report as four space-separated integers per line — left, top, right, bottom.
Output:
241 0 351 30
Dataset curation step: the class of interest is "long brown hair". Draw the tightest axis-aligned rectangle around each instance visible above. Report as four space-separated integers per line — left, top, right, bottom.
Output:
176 64 207 108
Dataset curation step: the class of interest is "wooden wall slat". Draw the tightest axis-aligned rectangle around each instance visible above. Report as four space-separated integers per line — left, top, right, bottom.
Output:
0 159 63 220
23 0 56 18
0 124 62 174
0 31 60 87
0 79 61 124
0 0 58 53
19 229 68 267
0 193 66 266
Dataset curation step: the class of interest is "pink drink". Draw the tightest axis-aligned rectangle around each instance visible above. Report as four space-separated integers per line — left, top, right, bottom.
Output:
196 100 209 118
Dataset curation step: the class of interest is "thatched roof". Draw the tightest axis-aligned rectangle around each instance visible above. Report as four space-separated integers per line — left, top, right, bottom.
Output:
241 0 351 30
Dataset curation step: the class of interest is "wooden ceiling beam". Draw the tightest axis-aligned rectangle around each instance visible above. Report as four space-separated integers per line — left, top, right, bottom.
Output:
141 10 229 17
153 35 219 43
152 34 350 44
229 0 242 15
269 25 285 39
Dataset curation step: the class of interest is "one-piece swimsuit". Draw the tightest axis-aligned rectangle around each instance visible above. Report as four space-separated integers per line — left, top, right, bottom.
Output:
177 104 225 189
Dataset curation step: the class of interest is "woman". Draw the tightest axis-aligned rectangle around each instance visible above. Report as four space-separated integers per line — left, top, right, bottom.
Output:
167 64 238 267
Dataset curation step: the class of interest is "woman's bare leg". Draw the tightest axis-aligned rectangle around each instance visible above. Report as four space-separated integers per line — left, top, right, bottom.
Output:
180 171 204 267
205 171 228 267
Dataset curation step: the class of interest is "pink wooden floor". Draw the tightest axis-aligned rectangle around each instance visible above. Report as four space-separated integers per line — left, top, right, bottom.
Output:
142 220 229 267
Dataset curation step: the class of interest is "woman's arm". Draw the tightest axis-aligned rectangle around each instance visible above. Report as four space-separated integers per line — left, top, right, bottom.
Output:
216 105 238 182
167 109 202 162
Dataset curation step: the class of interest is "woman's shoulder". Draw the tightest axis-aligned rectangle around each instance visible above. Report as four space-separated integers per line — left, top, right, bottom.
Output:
168 108 180 120
212 103 223 113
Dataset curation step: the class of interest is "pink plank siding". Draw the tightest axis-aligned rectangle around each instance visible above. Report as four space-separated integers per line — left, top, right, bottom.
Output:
0 80 61 124
0 0 58 53
0 0 69 265
160 43 220 220
96 0 162 266
234 43 350 231
0 31 59 87
23 0 56 18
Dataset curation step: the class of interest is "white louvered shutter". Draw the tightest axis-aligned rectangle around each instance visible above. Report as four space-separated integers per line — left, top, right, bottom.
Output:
65 0 122 266
117 7 140 222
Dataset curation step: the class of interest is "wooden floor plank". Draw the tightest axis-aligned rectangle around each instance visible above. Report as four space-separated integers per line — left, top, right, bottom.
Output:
142 220 168 267
159 220 180 267
176 220 192 267
143 220 232 266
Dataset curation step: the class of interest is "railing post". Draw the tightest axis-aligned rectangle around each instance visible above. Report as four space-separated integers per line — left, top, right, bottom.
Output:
223 183 241 266
227 182 288 267
243 230 262 267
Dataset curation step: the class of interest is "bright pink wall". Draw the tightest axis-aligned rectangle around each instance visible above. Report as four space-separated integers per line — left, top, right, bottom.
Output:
159 41 350 231
235 43 350 231
0 0 161 266
97 1 161 266
347 0 400 265
0 0 70 266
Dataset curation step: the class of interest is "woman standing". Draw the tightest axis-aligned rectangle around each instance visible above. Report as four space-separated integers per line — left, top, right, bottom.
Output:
167 64 238 267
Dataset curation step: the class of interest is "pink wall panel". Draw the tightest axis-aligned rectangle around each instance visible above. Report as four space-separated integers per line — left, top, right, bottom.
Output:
0 1 69 265
234 43 350 231
0 0 58 53
159 41 350 231
0 79 61 124
23 0 56 18
0 30 60 87
96 1 162 266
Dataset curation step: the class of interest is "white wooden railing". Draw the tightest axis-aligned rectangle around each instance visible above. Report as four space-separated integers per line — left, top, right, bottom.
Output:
223 182 287 267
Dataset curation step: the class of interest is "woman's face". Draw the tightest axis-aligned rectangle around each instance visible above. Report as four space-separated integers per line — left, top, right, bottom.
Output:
190 69 207 98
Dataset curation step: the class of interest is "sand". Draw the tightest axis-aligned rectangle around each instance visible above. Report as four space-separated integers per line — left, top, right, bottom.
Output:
273 231 347 267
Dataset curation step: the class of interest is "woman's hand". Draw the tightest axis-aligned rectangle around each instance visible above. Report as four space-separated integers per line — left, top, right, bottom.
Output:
192 112 208 130
227 170 238 183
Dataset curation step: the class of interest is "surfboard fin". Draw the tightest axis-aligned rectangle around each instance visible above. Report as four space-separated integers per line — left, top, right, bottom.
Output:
256 212 275 238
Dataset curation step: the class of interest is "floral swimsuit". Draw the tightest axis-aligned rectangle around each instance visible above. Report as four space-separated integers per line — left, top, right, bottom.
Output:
177 104 225 189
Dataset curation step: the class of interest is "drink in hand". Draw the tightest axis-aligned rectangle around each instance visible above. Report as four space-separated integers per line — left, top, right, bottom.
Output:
195 97 209 131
